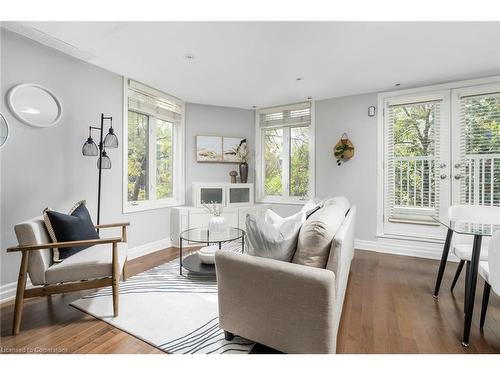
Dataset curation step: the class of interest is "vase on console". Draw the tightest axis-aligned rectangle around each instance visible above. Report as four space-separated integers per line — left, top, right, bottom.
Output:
236 139 249 183
239 162 248 183
202 202 227 232
208 216 227 233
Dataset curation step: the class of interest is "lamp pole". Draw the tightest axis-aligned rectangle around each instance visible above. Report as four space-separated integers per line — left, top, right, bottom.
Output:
97 114 113 226
84 113 114 230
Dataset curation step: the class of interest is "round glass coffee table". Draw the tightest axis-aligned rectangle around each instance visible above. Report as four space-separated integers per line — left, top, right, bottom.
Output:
179 227 245 275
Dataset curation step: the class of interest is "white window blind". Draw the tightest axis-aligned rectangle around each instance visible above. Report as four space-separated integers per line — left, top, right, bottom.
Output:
459 92 500 206
128 80 182 124
259 102 311 129
385 99 442 223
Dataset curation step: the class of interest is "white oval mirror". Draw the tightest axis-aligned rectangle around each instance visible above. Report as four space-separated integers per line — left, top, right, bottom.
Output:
7 84 62 128
0 113 8 147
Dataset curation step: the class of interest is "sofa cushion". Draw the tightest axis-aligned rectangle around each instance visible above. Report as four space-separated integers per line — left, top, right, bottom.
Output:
245 210 305 262
292 204 345 268
43 200 99 263
323 196 350 215
302 199 322 218
45 242 127 284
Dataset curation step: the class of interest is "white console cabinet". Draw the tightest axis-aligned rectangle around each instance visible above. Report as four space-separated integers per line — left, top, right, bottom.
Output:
170 204 270 246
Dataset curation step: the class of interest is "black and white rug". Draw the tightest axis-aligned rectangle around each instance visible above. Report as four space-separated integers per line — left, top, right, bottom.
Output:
71 243 254 354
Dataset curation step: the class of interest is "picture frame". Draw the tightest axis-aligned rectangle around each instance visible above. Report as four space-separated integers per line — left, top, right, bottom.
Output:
196 135 223 162
196 135 246 163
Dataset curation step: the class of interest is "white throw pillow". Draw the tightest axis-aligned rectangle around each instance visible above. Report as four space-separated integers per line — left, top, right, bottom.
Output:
264 209 284 228
245 210 306 262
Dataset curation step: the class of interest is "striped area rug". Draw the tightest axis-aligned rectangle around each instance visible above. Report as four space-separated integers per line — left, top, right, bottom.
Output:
71 242 254 354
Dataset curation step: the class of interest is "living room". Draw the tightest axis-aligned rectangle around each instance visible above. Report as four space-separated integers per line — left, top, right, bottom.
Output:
1 0 500 371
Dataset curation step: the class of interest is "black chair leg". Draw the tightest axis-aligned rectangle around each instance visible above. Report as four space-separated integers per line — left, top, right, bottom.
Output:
433 229 453 298
480 282 491 329
451 260 465 292
464 261 470 313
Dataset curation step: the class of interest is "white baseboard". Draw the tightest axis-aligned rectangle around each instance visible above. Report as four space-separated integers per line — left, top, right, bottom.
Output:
127 238 172 260
0 238 172 304
355 238 459 262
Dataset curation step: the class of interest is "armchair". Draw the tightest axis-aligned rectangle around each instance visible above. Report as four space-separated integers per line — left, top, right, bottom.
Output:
7 217 130 335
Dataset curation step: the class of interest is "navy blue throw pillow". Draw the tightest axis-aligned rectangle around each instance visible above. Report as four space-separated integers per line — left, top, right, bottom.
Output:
43 201 99 262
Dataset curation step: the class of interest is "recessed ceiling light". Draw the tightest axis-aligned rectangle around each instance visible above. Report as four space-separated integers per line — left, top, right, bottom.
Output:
184 54 195 60
395 83 401 86
252 106 256 109
296 77 304 81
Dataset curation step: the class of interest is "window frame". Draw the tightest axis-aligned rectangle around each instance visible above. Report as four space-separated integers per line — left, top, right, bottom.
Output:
376 75 500 241
122 78 185 213
255 101 315 205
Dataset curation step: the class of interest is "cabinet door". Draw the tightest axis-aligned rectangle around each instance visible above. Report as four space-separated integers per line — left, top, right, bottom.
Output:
221 211 239 228
189 211 212 228
189 209 238 228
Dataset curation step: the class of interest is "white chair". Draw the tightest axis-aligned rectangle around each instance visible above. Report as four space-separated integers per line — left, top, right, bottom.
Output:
448 206 500 295
7 217 129 335
479 230 500 328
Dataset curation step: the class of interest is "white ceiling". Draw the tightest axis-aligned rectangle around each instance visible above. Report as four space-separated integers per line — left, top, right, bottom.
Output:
3 21 500 108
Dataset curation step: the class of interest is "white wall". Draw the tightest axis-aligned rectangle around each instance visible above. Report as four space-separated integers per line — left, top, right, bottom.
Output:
0 30 254 286
315 93 378 241
185 103 255 205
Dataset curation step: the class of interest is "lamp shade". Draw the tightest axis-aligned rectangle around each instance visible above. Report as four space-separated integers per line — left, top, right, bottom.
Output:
82 137 98 156
104 127 118 148
97 150 111 169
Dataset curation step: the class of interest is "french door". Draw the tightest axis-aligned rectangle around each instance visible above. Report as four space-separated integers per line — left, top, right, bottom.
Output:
382 90 451 239
451 83 500 207
381 81 500 240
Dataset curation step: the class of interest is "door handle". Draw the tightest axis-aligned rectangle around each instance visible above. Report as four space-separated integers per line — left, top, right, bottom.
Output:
454 163 461 169
440 174 447 180
454 174 462 180
439 163 447 169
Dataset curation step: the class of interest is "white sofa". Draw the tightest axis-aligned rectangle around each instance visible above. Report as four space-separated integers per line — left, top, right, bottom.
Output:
215 203 356 353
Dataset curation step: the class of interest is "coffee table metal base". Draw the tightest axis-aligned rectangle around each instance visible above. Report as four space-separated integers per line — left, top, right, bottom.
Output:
182 253 216 275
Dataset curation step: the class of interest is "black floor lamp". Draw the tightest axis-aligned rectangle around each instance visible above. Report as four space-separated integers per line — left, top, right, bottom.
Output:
81 113 118 227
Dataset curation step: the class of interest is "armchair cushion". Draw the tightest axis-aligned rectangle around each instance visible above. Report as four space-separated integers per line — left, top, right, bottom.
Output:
45 242 127 284
43 200 99 263
14 217 52 285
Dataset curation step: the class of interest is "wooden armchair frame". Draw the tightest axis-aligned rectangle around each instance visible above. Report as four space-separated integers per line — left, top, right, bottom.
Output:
7 222 130 335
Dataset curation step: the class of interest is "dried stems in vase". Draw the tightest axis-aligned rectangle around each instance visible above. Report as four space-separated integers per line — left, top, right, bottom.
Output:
202 201 223 216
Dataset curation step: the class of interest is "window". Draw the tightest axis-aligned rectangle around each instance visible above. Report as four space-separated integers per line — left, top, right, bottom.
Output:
256 102 314 203
124 79 184 212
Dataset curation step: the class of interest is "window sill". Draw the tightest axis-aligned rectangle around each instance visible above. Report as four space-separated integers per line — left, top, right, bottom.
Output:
376 232 445 244
256 196 308 206
123 200 184 214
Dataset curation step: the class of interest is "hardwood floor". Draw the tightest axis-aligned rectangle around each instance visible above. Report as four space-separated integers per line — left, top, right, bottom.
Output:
1 248 500 354
337 250 500 353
